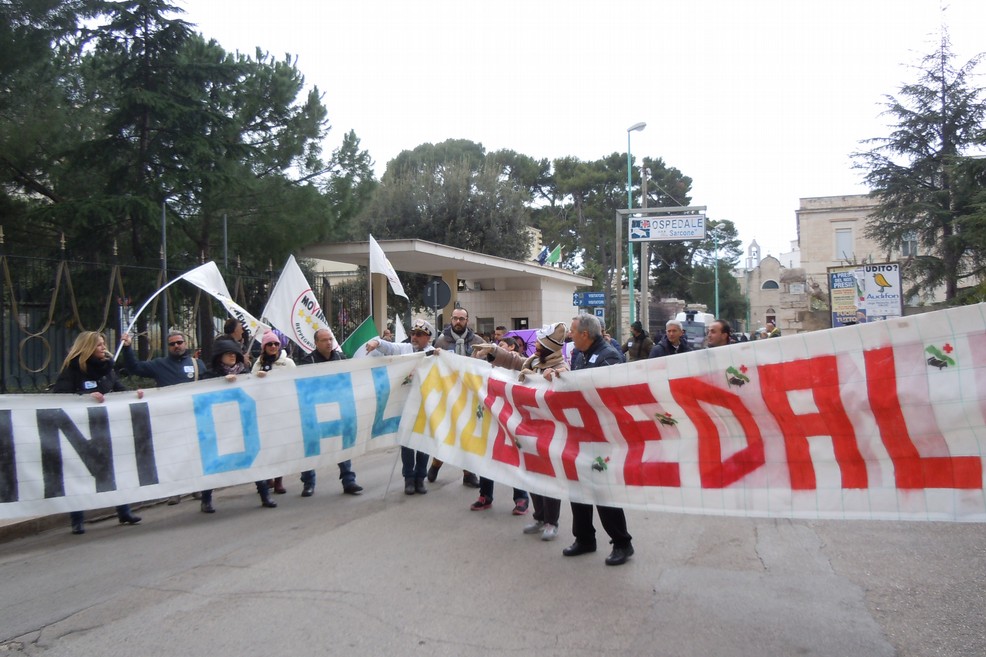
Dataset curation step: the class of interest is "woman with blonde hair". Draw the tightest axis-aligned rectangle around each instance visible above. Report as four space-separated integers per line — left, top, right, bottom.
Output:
53 331 143 534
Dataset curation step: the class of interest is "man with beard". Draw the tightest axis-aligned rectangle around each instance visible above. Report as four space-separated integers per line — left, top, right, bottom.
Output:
428 306 484 487
622 320 654 362
706 319 734 348
648 319 692 358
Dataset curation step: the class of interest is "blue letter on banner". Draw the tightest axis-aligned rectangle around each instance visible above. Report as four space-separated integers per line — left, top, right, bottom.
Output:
295 373 357 456
193 389 260 474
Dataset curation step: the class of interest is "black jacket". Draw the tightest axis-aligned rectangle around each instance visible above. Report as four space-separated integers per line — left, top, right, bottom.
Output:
53 356 126 395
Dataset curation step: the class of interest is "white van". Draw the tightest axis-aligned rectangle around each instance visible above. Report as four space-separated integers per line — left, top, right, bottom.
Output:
674 310 715 349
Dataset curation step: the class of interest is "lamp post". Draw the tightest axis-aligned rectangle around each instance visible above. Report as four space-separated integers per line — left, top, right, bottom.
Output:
626 122 646 327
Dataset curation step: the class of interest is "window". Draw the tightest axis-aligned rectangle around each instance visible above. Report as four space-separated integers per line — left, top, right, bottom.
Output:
902 231 918 257
835 228 853 261
476 317 494 336
512 318 529 331
761 280 779 290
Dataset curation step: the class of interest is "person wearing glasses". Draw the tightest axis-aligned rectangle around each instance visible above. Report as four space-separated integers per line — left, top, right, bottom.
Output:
251 330 297 495
295 328 364 498
365 318 435 495
120 330 209 508
430 307 485 488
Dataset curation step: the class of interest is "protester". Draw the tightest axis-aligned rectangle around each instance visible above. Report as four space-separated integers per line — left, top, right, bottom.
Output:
429 307 484 487
220 317 252 366
648 319 692 358
474 322 569 540
561 313 634 566
204 337 277 509
120 330 209 509
622 320 654 362
252 330 296 495
366 318 435 495
706 319 733 348
53 331 142 534
468 336 532 516
296 328 364 497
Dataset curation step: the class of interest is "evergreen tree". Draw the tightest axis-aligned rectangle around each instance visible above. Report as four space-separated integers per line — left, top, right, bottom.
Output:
854 32 986 301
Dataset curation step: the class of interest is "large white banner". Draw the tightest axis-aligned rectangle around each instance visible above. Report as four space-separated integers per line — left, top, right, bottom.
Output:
400 303 986 522
3 304 986 522
0 356 419 519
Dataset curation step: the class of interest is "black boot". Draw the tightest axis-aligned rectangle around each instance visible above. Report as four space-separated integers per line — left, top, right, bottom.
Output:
404 478 416 495
414 478 428 494
70 513 85 535
260 491 277 508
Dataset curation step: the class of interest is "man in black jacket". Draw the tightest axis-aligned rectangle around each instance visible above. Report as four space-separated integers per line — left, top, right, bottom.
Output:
562 313 635 566
295 328 364 497
648 319 692 358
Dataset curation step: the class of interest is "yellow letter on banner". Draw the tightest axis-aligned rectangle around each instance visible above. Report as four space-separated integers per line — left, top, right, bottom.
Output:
413 361 491 455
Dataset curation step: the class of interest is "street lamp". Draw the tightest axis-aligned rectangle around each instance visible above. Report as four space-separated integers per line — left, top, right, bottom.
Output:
626 122 646 326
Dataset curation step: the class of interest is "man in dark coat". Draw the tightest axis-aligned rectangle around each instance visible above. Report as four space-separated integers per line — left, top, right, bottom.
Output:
648 319 692 358
295 328 364 497
562 312 635 566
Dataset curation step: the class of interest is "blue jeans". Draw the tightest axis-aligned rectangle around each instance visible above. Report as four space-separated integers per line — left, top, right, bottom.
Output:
401 447 429 479
300 461 356 487
478 477 528 503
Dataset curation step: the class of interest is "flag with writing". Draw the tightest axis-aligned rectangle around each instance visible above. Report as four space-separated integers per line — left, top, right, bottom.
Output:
536 246 549 265
261 255 327 353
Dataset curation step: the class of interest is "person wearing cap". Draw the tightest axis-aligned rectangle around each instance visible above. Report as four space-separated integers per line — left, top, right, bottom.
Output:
562 312 634 566
220 317 252 366
201 337 278 510
473 322 569 541
366 318 435 495
622 320 654 363
431 307 485 487
252 330 296 495
295 328 364 497
765 321 781 338
648 319 693 359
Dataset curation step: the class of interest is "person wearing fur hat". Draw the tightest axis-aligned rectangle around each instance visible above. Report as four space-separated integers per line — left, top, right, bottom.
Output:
201 337 278 510
622 320 654 362
251 330 296 494
472 322 569 541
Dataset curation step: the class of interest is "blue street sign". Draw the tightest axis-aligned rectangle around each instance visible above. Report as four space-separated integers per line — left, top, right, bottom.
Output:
573 292 606 307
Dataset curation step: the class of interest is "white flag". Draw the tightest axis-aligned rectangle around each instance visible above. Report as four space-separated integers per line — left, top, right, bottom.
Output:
261 255 327 353
179 262 270 338
368 235 408 299
394 314 408 343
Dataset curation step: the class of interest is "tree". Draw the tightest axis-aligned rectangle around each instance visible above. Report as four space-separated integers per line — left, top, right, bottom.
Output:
854 32 986 301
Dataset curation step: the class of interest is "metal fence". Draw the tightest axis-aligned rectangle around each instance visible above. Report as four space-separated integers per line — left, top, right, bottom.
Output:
0 252 368 394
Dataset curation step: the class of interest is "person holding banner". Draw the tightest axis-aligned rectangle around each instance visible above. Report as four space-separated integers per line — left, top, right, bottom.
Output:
296 328 364 497
562 313 635 566
252 330 297 495
474 322 570 541
366 318 435 495
203 338 277 509
430 307 485 488
120 330 207 507
221 318 252 366
53 331 143 534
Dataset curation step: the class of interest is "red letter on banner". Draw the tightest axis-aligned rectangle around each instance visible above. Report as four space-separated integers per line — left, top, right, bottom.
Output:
865 347 982 489
484 379 520 468
509 384 560 477
542 390 608 481
596 384 680 487
669 377 765 488
760 356 867 490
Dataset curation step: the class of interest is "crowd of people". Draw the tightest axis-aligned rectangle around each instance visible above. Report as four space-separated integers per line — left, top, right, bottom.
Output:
53 307 753 566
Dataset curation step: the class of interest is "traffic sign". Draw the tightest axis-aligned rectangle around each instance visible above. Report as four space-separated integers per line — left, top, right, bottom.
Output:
573 291 606 307
423 279 451 309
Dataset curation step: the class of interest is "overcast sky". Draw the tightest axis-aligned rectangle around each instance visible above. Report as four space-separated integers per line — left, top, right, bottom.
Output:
178 0 985 261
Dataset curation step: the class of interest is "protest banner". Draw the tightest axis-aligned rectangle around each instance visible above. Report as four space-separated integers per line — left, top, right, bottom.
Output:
3 304 986 522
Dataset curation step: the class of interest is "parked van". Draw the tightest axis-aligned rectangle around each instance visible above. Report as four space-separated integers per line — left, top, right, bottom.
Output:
674 310 715 349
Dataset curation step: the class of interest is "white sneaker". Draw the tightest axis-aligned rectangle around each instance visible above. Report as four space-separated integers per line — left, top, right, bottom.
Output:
523 520 545 535
541 523 558 541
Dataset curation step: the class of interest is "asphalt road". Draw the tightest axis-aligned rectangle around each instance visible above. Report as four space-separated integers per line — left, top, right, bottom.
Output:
1 447 983 657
